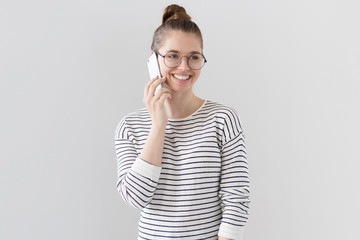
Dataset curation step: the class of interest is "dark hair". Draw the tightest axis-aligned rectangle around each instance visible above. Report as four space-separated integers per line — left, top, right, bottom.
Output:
151 4 203 52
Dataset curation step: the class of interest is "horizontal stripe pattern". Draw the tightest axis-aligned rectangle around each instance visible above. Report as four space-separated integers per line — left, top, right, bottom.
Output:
115 100 250 239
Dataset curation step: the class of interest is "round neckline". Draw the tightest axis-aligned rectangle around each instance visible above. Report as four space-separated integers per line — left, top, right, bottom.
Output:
168 99 207 121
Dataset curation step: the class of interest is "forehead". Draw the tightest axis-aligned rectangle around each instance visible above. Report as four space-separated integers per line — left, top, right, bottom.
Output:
160 31 202 54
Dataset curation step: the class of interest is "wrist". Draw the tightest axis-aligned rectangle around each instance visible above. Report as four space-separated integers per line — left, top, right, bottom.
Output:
151 123 167 133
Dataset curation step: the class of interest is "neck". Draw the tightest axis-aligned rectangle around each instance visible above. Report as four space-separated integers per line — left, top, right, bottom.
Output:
165 91 204 119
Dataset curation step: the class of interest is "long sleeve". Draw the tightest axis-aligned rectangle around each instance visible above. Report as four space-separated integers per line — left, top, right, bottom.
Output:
115 118 161 210
218 110 250 240
115 101 250 239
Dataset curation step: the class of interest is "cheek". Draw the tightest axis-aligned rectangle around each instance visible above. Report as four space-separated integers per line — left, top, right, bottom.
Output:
160 68 169 78
160 68 173 80
194 70 201 78
158 62 168 76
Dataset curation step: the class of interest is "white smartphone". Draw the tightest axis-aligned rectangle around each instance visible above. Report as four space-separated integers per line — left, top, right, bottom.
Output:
147 53 163 95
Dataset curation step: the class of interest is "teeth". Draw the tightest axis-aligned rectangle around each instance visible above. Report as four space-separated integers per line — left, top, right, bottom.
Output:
174 74 190 80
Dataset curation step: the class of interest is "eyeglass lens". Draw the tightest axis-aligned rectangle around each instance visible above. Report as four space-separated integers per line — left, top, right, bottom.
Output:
164 52 205 69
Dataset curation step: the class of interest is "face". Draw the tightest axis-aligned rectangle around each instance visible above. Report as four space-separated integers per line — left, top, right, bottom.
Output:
156 31 203 94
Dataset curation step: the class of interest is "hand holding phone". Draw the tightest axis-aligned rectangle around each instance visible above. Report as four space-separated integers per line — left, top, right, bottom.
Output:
147 53 163 95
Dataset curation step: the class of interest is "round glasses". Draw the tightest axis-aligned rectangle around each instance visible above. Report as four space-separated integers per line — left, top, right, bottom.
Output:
156 51 207 70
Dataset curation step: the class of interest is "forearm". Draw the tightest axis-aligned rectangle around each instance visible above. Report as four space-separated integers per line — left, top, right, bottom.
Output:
139 125 166 167
115 135 162 209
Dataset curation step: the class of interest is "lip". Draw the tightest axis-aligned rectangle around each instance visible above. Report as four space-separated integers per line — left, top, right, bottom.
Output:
171 74 192 84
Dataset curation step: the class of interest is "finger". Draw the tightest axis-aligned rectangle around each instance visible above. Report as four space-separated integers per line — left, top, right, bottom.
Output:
158 81 171 93
146 76 160 88
148 77 166 96
144 76 160 97
144 76 163 103
155 88 171 100
150 87 171 103
157 92 172 106
152 89 171 103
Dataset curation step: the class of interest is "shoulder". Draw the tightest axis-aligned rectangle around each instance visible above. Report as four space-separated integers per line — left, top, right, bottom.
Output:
115 108 150 139
203 100 242 126
122 108 150 123
203 100 244 142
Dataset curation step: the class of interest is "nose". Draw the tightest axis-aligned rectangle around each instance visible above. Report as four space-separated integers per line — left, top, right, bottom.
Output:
177 56 190 70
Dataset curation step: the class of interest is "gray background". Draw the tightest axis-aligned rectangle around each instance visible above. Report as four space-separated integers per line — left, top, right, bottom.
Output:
1 0 359 239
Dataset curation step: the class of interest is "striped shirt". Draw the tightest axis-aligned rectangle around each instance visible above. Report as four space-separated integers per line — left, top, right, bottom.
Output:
115 100 250 240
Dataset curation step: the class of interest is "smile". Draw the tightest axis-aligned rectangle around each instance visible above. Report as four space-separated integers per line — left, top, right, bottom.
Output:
173 74 190 80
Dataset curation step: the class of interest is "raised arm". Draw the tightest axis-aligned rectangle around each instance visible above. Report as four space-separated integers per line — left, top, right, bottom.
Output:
115 76 171 209
139 76 171 167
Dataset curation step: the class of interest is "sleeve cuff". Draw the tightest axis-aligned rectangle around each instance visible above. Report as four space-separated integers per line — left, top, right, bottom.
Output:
218 222 244 240
131 157 162 181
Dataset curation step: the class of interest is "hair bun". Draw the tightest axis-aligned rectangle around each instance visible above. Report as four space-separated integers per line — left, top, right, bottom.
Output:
162 4 191 24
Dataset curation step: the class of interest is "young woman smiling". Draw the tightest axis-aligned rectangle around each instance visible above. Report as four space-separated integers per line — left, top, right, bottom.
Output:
115 4 250 240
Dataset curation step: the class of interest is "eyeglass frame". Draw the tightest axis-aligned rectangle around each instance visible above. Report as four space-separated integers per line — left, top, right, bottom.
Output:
155 51 207 70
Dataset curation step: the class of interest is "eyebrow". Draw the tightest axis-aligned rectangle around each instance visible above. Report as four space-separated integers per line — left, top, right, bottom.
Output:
166 50 202 54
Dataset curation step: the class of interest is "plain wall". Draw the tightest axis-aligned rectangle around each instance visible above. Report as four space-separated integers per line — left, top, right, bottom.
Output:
1 0 359 239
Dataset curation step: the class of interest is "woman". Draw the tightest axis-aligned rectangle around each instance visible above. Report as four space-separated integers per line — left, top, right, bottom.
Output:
115 4 250 240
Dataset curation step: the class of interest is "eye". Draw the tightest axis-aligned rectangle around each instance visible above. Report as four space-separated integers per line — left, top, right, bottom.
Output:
166 52 180 60
190 54 201 61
